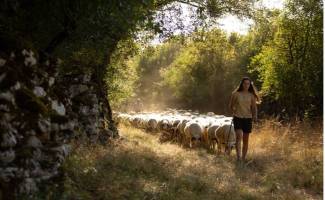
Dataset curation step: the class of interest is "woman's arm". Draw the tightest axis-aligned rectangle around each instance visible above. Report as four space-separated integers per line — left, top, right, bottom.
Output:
228 92 236 115
251 95 257 121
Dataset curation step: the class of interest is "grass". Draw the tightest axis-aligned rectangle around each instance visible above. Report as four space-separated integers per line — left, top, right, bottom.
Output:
45 118 322 200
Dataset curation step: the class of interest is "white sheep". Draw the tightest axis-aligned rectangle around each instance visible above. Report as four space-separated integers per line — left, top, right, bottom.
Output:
145 118 158 132
206 124 220 150
184 120 208 148
215 122 236 155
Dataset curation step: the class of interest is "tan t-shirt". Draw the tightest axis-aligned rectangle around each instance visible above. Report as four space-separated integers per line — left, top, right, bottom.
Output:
232 91 254 118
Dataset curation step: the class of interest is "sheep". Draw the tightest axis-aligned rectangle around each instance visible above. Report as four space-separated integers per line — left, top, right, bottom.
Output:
206 117 230 150
116 111 237 154
169 116 189 142
206 124 220 151
184 122 201 148
176 119 189 144
157 118 170 133
207 112 215 116
170 118 180 136
131 117 140 127
183 120 208 148
194 117 213 146
215 122 236 155
145 118 158 132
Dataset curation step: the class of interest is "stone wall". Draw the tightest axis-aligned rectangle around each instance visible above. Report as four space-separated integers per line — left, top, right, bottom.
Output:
0 48 117 198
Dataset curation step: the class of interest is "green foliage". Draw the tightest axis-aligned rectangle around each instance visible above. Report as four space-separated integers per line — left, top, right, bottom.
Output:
242 9 281 88
0 0 261 113
160 29 241 112
122 0 322 119
248 0 323 118
106 39 140 108
1 0 158 53
126 29 246 112
1 0 322 118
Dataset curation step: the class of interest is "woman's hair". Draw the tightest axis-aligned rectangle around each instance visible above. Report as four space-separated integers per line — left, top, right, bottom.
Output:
233 77 261 104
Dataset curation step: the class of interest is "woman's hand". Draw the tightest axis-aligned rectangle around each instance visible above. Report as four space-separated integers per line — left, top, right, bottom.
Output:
253 116 258 123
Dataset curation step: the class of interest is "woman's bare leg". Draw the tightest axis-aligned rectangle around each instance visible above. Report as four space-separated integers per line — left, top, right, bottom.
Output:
235 129 243 161
242 133 249 161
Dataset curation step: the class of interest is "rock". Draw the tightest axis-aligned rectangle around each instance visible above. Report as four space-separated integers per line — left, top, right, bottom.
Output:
38 118 51 133
0 46 118 197
51 100 66 116
0 58 6 66
49 77 55 86
0 91 14 103
18 178 37 194
26 135 42 148
33 86 46 97
0 167 18 181
50 144 71 157
69 84 88 98
0 132 17 148
22 49 37 66
12 82 21 90
10 52 15 59
0 149 15 164
0 73 6 82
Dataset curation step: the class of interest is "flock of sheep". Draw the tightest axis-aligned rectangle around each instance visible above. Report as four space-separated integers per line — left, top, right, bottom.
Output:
114 110 236 154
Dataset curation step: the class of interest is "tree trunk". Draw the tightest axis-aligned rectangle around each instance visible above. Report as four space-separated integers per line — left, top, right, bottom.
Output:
96 45 119 136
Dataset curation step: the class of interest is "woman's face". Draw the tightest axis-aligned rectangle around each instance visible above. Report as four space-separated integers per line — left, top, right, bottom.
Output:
242 79 250 91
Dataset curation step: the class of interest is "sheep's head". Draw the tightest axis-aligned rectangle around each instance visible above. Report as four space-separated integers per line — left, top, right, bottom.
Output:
162 119 169 130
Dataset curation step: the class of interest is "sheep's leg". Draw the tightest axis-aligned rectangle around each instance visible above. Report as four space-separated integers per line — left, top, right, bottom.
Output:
210 140 213 151
205 134 210 149
203 135 206 148
181 134 186 147
210 142 214 153
174 129 178 142
179 133 183 146
186 135 191 148
216 141 222 155
218 144 221 155
174 129 177 142
226 145 231 155
177 130 182 144
210 139 215 152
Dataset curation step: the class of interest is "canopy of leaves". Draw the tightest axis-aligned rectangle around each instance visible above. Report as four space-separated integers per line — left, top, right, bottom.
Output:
249 0 323 118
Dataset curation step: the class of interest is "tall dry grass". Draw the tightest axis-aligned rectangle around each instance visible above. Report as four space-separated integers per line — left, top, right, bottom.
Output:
41 118 322 200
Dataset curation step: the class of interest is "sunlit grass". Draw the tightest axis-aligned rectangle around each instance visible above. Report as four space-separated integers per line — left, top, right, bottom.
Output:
47 118 322 200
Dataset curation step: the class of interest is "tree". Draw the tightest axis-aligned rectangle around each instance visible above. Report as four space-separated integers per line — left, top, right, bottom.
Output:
0 0 259 197
160 29 240 112
249 0 323 119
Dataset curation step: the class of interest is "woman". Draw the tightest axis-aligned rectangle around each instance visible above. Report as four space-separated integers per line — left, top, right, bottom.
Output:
228 77 261 163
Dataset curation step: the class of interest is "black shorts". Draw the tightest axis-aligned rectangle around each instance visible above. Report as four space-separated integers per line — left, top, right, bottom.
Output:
233 116 252 133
